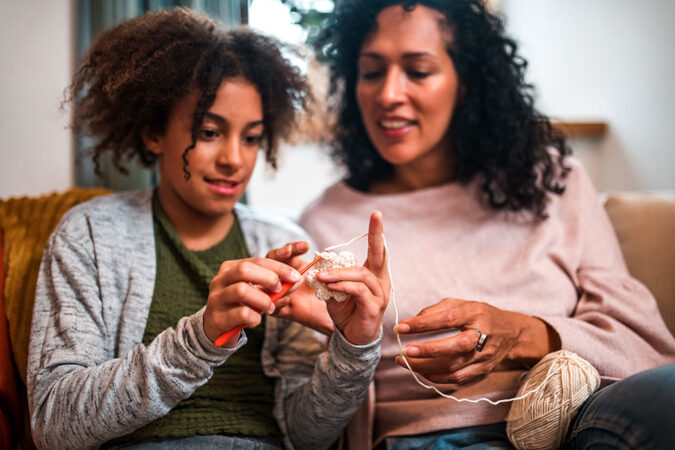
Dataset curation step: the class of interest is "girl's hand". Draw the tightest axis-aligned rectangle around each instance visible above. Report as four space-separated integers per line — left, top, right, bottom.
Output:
394 298 560 384
204 257 301 347
266 241 334 335
317 211 390 345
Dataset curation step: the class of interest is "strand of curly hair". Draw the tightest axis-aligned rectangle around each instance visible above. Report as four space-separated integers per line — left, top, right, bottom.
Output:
316 0 571 219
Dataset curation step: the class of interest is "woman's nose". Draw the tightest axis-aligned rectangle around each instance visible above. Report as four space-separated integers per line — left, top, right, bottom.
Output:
377 68 406 107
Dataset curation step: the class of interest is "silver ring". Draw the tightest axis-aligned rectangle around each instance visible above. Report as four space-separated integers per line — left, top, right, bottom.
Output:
471 328 488 352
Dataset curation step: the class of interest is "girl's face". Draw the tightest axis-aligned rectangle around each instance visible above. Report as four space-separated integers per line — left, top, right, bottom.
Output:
144 77 263 225
356 4 460 187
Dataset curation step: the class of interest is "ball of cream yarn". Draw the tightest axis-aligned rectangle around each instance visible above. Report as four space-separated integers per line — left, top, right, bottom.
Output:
506 350 600 450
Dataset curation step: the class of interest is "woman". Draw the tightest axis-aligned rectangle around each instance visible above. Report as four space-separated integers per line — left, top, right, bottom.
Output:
299 0 675 448
27 9 388 449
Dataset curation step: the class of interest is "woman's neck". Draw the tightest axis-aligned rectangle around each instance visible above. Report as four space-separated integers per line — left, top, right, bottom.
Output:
370 158 454 195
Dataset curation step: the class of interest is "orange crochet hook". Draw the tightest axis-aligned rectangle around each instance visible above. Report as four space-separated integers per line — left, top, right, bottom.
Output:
214 255 322 347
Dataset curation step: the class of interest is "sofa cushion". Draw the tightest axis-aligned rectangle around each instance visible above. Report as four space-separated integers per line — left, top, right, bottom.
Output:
604 193 675 336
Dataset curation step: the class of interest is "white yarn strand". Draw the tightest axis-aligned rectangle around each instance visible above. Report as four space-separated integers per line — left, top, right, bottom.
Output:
322 231 568 406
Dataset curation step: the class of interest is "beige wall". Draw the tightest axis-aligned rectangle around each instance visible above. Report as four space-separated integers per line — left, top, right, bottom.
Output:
502 0 675 192
0 1 73 198
1 1 673 203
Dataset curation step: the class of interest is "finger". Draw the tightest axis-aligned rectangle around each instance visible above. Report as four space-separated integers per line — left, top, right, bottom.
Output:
317 266 383 299
215 258 301 292
221 304 265 329
416 297 466 317
424 368 489 386
365 211 386 275
211 282 276 315
394 307 468 334
266 241 310 267
402 331 478 358
395 353 473 376
395 298 483 334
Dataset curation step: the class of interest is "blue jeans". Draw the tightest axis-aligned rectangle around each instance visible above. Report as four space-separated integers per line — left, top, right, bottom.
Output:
381 364 675 450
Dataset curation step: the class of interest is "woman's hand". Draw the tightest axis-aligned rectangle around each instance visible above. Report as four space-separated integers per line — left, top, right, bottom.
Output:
266 241 334 335
316 211 390 345
394 298 560 385
204 257 301 347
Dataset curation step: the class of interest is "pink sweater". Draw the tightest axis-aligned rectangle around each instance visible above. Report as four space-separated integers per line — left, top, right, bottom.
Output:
299 158 675 449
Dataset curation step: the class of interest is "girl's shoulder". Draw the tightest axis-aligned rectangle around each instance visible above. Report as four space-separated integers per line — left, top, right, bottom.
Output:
52 189 154 242
234 203 315 257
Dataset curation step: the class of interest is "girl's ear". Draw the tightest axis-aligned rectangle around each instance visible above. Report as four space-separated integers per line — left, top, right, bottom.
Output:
141 126 162 155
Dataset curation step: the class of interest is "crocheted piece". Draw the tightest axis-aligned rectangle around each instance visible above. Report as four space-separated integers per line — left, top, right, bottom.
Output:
306 251 357 302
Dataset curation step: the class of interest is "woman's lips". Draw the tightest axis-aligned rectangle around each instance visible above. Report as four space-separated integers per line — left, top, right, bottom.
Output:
205 178 240 195
378 118 415 138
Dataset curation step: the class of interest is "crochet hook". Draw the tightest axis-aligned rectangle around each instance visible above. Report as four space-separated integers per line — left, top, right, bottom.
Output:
214 254 322 347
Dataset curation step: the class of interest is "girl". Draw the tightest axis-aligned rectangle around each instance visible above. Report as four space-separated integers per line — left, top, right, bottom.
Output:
27 8 387 450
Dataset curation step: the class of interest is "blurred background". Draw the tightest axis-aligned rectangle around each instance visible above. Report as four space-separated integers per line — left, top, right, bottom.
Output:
1 0 674 219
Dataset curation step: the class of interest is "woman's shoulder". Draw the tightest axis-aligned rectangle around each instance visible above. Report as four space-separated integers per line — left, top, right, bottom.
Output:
299 181 357 222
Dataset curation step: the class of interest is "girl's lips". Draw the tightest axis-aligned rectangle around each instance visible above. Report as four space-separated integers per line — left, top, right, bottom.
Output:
205 179 240 195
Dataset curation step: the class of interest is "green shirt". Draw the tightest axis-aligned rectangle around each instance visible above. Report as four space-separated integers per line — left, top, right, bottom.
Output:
113 196 280 445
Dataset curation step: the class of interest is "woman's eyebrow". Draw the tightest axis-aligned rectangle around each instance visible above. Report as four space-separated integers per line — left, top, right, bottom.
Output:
359 51 436 60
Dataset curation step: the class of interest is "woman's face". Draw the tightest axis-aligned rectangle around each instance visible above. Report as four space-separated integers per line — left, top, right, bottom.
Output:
144 77 263 224
356 4 460 185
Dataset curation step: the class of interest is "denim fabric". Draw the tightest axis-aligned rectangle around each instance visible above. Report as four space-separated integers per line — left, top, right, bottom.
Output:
565 363 675 450
379 423 513 449
381 364 675 449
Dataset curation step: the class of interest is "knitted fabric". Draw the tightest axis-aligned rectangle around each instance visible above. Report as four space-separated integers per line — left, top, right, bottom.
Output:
110 196 280 446
306 251 357 302
0 187 111 384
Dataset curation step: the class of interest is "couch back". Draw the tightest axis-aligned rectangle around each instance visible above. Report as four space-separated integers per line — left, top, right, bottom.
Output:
605 192 675 336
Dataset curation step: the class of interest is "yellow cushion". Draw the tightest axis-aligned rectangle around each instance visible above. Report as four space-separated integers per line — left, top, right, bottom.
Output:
0 188 111 383
605 193 675 336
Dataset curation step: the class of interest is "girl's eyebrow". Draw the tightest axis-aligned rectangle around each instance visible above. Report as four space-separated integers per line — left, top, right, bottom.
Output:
204 112 264 128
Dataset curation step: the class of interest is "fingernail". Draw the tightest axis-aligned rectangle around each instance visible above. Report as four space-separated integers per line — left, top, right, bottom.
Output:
289 270 301 282
395 323 410 333
272 282 282 293
318 271 329 279
267 303 275 315
404 346 419 356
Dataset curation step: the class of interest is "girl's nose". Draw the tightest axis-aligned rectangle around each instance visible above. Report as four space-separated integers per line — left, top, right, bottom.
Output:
216 137 244 170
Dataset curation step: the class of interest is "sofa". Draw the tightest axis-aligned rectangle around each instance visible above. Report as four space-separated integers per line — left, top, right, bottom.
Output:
1 187 674 448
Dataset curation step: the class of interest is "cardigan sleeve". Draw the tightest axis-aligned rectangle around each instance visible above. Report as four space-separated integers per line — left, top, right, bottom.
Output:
540 163 675 379
27 218 241 450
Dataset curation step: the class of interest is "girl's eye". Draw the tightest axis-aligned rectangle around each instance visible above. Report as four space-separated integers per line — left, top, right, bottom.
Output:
245 135 263 145
200 129 219 139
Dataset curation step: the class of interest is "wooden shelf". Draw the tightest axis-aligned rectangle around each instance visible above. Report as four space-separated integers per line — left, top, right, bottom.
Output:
552 121 608 138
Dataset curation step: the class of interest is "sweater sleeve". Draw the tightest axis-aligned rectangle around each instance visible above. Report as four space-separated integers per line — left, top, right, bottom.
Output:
540 163 675 379
27 226 242 450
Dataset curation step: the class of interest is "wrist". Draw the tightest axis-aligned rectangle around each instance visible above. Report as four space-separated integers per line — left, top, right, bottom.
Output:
508 314 561 368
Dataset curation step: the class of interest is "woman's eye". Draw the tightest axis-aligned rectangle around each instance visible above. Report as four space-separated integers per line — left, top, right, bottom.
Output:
359 70 383 80
408 70 431 79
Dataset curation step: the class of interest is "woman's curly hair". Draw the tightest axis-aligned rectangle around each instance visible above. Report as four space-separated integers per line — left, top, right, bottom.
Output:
316 0 571 219
67 8 312 179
